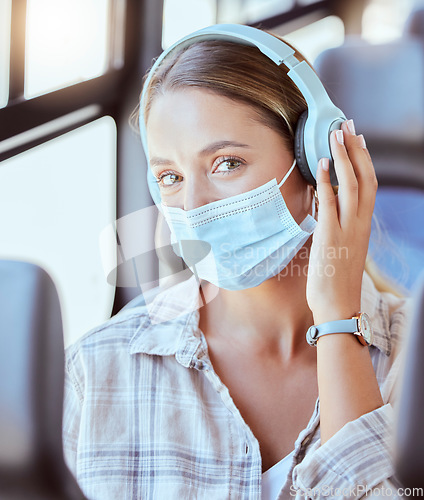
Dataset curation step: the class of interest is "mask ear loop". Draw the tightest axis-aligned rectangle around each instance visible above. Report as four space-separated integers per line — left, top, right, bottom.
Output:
277 158 297 189
278 158 318 219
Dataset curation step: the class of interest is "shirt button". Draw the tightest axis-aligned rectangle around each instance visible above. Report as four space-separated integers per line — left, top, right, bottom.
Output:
245 443 249 454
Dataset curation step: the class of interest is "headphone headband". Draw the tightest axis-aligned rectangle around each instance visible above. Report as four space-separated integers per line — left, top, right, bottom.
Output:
140 24 345 206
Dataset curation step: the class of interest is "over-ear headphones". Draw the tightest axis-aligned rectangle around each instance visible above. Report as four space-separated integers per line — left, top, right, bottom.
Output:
139 24 346 206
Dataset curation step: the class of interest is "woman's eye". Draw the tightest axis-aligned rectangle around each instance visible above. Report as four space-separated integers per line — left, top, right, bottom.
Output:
157 172 183 187
215 158 243 173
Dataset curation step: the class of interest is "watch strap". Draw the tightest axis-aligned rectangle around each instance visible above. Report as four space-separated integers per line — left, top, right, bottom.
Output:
306 318 359 346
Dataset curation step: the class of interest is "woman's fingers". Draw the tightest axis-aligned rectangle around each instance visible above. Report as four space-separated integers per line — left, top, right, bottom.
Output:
316 157 340 231
340 121 378 221
317 119 378 232
330 121 378 227
329 128 358 228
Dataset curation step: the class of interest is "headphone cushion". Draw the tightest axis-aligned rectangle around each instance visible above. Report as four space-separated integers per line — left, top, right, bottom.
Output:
294 110 317 188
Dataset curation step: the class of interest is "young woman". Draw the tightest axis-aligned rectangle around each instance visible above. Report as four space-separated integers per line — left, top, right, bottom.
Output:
63 26 410 499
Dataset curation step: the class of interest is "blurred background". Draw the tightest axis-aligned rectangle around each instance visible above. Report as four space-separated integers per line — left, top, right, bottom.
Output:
1 0 424 348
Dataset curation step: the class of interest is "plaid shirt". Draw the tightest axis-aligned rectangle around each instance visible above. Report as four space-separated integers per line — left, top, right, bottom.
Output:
63 271 410 499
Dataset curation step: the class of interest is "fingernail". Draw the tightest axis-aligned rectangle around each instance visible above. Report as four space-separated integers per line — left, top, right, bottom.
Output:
336 130 344 145
346 119 356 135
358 134 367 149
320 158 329 171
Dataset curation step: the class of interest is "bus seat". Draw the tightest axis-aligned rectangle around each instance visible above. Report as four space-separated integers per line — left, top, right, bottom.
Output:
396 269 424 489
369 185 424 291
0 260 86 499
314 37 424 290
314 36 424 188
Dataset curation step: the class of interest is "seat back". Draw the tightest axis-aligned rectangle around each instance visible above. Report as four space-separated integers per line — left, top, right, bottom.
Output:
314 36 424 189
0 260 86 499
314 36 424 290
396 270 424 489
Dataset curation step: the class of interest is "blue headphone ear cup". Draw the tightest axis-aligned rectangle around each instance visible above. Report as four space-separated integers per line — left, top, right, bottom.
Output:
294 110 317 189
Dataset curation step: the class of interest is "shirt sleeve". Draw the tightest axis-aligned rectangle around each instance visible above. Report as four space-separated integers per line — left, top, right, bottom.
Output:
291 296 410 499
291 403 404 499
62 348 84 478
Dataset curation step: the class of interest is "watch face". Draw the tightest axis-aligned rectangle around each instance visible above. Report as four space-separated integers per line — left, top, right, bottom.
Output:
360 313 373 344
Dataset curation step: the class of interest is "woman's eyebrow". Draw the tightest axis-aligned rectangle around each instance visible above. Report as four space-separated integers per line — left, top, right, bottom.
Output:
149 157 173 168
198 140 251 156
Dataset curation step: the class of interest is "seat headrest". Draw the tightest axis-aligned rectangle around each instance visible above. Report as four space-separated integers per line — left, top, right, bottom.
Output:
314 36 424 144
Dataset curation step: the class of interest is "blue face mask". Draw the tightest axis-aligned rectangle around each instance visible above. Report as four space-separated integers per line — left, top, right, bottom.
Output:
161 159 317 291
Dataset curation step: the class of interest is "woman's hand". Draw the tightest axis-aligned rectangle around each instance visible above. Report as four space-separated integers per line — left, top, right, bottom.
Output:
306 119 378 325
305 120 384 444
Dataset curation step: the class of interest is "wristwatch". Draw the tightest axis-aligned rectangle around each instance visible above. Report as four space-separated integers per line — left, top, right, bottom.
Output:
306 312 373 347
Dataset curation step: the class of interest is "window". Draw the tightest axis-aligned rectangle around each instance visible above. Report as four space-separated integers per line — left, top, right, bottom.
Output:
161 0 300 47
362 0 416 44
161 0 343 64
1 0 132 344
0 0 12 108
284 16 344 64
218 0 294 24
25 0 112 98
0 116 117 347
162 0 217 49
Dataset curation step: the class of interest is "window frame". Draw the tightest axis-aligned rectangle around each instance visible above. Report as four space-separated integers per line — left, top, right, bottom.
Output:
0 0 151 160
244 0 334 28
0 0 165 316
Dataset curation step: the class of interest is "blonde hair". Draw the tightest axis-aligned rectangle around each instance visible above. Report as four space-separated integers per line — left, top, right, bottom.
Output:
133 31 406 298
133 34 308 152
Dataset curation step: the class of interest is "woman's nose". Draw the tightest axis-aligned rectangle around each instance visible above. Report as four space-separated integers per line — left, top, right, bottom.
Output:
183 177 213 211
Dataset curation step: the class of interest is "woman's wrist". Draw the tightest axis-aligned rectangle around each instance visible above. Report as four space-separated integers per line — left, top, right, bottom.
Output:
315 315 384 443
312 306 361 326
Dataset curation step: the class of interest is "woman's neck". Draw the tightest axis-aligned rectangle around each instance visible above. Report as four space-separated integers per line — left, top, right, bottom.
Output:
198 240 315 363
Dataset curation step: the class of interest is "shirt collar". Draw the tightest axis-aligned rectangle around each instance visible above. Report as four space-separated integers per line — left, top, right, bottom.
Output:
129 270 393 363
128 275 207 368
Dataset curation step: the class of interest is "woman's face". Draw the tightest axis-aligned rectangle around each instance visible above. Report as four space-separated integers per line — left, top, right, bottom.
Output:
146 88 313 224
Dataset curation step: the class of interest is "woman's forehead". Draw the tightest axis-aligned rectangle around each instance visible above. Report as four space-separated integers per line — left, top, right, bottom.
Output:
147 87 259 121
146 88 285 154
